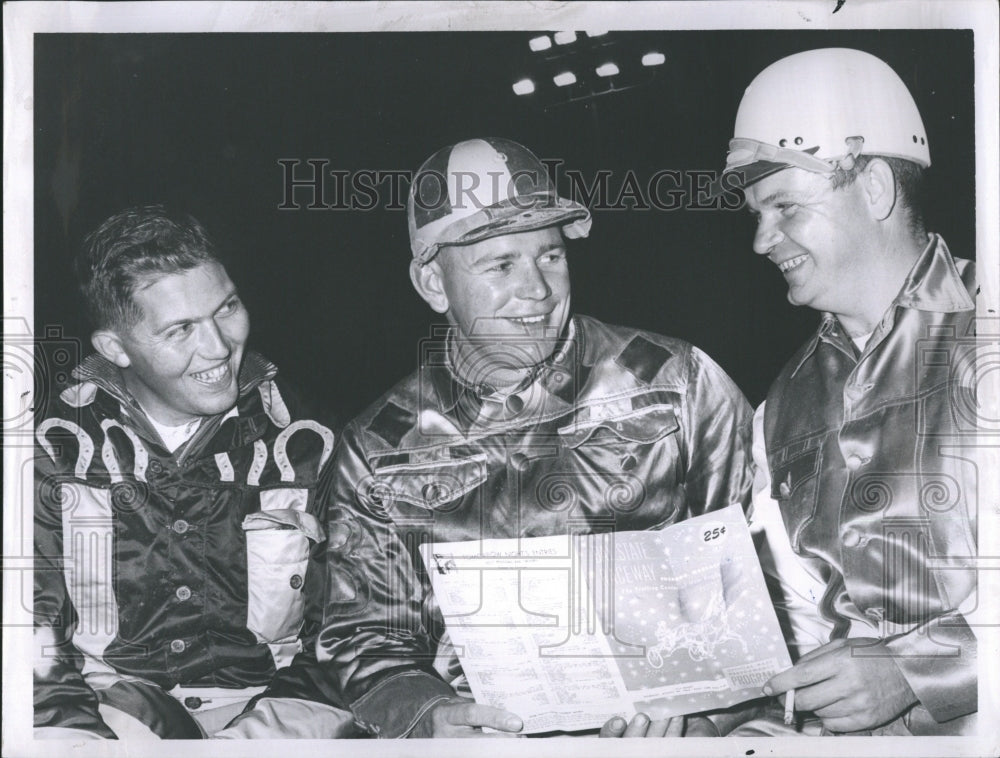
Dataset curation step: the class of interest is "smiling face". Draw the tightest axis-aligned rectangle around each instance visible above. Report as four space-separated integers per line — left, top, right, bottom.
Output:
109 261 250 425
745 167 875 320
425 226 571 387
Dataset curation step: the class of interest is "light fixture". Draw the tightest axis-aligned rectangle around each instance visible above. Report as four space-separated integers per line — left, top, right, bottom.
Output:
529 35 552 52
586 30 609 37
553 71 577 87
642 52 666 67
553 31 577 46
512 79 536 96
595 62 619 78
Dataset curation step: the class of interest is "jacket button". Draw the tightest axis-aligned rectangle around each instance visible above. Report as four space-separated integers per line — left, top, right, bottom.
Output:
842 528 862 548
505 395 524 414
621 454 637 471
865 607 884 623
170 639 186 654
175 585 192 601
290 574 303 590
184 697 202 710
510 452 530 472
845 454 865 471
327 523 351 550
148 460 163 474
778 481 791 498
422 483 441 503
846 383 870 399
172 519 190 534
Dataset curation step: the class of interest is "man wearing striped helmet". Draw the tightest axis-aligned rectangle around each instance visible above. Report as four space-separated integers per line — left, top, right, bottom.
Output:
317 138 754 737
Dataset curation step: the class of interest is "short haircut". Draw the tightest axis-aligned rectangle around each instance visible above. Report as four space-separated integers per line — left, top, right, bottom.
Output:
77 205 221 331
830 155 926 237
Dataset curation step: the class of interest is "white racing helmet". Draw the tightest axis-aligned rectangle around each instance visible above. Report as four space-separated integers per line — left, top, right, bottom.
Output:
407 138 591 265
722 48 930 189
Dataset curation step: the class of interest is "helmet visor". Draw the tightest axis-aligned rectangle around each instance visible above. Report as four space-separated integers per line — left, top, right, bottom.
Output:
415 193 591 265
723 138 834 189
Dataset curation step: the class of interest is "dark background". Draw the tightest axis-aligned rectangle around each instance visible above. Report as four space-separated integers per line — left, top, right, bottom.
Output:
34 31 976 423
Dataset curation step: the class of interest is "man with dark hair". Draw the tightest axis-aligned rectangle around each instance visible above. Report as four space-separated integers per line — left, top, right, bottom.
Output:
34 206 354 739
75 206 222 331
316 138 754 737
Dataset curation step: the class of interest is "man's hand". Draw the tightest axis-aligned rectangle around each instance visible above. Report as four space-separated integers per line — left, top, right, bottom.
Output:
599 714 719 737
424 697 523 737
762 637 918 733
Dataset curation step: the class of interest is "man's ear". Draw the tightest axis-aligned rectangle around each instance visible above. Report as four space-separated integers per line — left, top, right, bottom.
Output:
91 330 131 368
409 258 450 314
861 158 897 222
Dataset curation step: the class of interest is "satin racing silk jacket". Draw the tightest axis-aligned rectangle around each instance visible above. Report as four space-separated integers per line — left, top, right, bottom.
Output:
318 314 754 737
760 235 979 735
34 352 348 738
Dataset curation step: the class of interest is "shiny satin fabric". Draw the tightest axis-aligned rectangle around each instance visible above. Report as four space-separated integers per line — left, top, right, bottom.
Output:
34 353 345 737
763 236 979 734
318 314 754 737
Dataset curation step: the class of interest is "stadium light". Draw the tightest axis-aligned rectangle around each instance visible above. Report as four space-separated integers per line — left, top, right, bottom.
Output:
642 52 666 67
553 31 577 46
512 79 536 96
529 35 552 52
553 71 577 87
595 62 620 78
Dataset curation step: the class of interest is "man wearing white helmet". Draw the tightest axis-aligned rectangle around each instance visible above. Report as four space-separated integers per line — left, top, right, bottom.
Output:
722 48 978 737
315 137 754 737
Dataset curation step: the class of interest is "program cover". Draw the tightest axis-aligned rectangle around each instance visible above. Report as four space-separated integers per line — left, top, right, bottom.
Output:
421 504 792 732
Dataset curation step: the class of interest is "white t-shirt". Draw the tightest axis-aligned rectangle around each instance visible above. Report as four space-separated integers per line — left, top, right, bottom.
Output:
143 412 202 453
851 331 873 352
138 404 238 453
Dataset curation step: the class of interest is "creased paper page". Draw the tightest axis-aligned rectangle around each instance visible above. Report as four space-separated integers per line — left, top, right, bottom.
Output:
420 504 792 732
420 534 636 733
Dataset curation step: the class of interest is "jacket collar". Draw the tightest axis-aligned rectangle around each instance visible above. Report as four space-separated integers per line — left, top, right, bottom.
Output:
895 235 975 313
424 317 583 431
61 351 279 451
790 235 972 377
68 350 277 402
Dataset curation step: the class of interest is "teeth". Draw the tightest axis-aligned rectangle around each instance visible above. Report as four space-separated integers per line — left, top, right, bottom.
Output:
509 315 546 324
778 255 807 273
191 365 229 382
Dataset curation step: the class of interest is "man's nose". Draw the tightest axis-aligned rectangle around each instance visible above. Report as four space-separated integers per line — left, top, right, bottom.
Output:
753 217 784 256
198 320 231 359
516 262 551 300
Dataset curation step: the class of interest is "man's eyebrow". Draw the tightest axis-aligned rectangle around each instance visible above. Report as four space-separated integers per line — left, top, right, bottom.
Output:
471 251 518 266
152 288 239 334
215 288 241 307
757 190 798 207
152 316 194 335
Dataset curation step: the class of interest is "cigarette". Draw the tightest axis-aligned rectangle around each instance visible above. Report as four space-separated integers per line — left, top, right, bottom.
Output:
783 689 795 726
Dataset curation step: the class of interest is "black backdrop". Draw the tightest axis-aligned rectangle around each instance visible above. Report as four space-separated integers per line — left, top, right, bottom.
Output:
34 30 975 423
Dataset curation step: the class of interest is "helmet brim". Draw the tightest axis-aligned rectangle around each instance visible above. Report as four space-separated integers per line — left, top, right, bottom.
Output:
705 160 795 200
417 196 591 264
